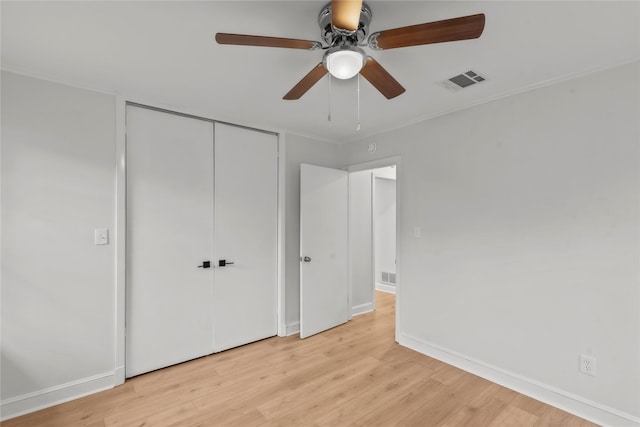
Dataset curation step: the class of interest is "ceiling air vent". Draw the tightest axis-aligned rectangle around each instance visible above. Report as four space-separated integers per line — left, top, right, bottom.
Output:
439 70 487 92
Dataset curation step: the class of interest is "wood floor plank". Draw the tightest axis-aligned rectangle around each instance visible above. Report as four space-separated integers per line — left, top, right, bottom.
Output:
351 378 445 427
440 396 508 427
168 408 268 427
438 378 520 427
189 384 292 427
313 360 435 426
264 361 414 425
257 355 383 419
429 362 468 385
395 372 493 426
104 401 198 427
191 369 293 411
488 405 540 427
511 393 555 418
2 291 599 427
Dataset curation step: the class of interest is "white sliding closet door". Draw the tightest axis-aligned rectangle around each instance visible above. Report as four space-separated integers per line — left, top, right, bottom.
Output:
126 107 278 377
126 105 215 377
213 123 278 352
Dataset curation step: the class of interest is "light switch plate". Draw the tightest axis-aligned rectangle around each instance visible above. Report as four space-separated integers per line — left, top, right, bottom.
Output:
95 228 109 245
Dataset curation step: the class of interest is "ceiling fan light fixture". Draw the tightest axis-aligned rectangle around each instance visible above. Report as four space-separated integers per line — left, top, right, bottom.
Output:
324 47 365 80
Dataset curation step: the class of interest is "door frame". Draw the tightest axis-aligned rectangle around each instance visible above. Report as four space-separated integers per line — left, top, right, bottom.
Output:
114 96 286 385
346 156 402 342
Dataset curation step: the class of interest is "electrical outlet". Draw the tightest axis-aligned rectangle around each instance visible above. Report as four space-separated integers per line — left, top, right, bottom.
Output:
579 354 596 376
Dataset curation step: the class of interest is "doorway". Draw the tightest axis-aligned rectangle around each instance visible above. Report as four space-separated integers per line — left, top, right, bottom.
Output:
348 158 400 339
373 168 397 295
297 157 401 341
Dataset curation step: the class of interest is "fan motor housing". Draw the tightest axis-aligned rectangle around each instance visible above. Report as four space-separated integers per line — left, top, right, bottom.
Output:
318 2 372 47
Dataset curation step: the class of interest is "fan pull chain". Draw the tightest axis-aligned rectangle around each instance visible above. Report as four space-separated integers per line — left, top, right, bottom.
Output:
327 73 332 122
356 74 361 131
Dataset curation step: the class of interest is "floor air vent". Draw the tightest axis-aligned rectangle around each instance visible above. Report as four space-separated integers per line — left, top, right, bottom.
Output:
381 272 397 284
439 70 487 92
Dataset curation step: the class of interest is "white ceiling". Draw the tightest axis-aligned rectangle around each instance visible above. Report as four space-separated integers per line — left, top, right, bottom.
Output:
2 1 639 143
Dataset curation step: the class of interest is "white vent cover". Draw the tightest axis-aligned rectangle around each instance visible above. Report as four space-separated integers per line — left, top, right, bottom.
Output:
439 70 487 92
381 272 396 284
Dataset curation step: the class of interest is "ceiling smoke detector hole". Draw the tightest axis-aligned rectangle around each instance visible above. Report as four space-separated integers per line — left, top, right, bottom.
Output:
439 70 488 92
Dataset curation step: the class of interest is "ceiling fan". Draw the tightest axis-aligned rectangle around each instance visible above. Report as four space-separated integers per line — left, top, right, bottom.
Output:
215 0 485 100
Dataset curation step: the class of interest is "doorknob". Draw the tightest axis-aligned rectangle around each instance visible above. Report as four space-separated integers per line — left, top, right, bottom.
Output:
198 261 211 269
302 256 311 263
218 259 235 267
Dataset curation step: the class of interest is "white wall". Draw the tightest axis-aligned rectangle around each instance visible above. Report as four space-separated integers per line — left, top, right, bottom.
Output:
1 72 117 418
349 170 374 314
341 62 640 424
374 175 396 289
284 134 341 334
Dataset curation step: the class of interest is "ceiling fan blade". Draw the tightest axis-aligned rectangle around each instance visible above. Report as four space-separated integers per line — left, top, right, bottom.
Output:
283 63 328 100
332 0 363 32
368 13 485 50
215 33 321 50
359 57 406 99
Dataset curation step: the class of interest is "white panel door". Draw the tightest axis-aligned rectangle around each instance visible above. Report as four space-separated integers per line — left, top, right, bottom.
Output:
213 123 278 351
126 106 214 377
300 164 349 338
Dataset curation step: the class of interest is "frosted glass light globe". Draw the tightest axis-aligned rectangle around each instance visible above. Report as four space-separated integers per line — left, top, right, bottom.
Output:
326 49 364 80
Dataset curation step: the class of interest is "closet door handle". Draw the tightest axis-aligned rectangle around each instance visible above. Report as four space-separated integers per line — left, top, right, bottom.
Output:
198 261 211 269
218 259 235 267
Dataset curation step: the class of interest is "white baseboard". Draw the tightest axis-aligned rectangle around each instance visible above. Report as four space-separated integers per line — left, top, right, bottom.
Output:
375 282 396 294
399 333 640 427
286 321 300 336
0 371 115 421
352 302 374 316
114 365 126 386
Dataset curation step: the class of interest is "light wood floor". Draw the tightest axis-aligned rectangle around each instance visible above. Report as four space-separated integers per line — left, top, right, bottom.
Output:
3 292 598 427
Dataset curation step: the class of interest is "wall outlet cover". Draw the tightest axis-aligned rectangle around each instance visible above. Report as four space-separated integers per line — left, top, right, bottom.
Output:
579 354 596 376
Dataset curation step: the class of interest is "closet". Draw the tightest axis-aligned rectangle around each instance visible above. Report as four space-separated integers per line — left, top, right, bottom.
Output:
125 105 277 377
